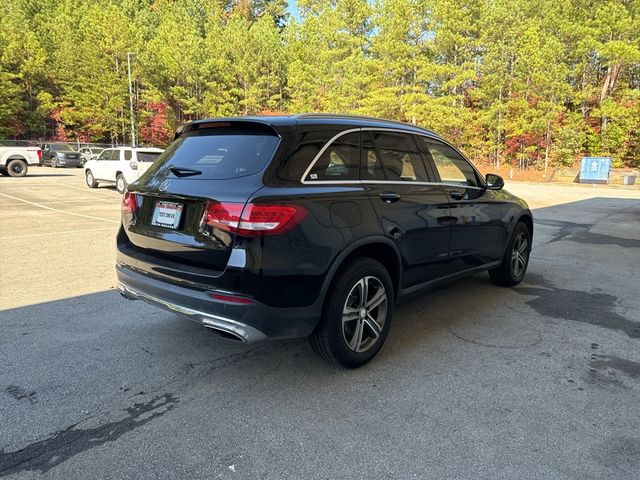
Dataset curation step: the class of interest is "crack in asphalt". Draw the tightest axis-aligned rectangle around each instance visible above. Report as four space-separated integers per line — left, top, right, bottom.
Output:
0 394 177 477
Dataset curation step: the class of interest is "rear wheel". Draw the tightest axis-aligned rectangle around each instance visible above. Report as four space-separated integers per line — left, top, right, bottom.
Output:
116 174 127 194
489 221 531 286
85 170 97 188
310 257 393 368
7 159 28 177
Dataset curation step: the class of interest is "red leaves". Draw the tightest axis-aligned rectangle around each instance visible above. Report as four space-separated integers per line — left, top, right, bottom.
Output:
139 101 172 146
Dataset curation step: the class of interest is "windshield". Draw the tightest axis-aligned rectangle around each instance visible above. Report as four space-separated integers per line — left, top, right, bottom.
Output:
147 128 280 180
50 144 76 151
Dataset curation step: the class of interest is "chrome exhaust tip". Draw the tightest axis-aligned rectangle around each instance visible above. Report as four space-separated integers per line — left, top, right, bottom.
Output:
203 325 246 342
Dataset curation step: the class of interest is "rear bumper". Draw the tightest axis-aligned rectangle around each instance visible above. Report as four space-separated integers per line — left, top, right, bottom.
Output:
116 264 321 342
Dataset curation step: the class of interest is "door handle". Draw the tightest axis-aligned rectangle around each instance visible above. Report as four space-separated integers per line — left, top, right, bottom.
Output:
447 190 464 200
379 192 401 204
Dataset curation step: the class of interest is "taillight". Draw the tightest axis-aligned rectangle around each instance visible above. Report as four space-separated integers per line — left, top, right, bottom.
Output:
122 192 137 215
201 202 307 237
37 149 43 160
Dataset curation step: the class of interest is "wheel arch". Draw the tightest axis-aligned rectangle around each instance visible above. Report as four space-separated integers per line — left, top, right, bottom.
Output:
319 237 402 304
517 212 534 240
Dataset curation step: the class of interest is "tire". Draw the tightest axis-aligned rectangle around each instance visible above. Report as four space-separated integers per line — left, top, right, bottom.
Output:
6 159 28 177
310 257 393 368
116 174 127 194
489 221 531 287
85 170 97 188
50 157 58 168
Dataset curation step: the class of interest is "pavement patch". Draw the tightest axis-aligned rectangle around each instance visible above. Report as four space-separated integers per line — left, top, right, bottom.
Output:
536 219 640 248
0 394 178 477
514 285 640 339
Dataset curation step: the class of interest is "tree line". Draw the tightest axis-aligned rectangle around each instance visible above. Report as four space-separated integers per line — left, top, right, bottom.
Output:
1 0 639 169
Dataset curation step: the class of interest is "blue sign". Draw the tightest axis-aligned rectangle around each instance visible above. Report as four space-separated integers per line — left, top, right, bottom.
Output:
580 157 611 183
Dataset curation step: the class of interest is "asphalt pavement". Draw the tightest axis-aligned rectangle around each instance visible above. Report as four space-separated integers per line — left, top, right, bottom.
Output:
1 168 639 479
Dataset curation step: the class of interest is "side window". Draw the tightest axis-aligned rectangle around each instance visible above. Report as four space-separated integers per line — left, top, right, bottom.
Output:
420 139 478 187
361 133 385 180
369 131 429 182
124 150 132 161
98 150 111 160
305 131 360 181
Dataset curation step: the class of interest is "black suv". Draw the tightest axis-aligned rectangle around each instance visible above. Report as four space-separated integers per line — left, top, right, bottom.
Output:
116 114 532 368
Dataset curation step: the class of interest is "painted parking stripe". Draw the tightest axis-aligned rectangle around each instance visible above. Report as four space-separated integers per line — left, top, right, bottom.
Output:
0 226 116 240
0 192 119 223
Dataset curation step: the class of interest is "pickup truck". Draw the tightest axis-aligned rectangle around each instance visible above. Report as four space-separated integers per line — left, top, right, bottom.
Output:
0 142 42 177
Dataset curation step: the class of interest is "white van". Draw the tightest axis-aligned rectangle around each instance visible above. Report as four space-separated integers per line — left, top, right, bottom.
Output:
84 147 164 193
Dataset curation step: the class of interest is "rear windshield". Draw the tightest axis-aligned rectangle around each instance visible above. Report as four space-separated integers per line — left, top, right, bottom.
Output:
137 152 162 163
148 129 280 180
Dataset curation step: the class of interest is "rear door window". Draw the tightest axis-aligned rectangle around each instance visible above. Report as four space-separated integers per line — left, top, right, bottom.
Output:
149 128 280 180
368 131 430 182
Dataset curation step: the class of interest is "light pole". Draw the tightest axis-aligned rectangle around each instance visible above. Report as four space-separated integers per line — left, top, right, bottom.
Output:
127 52 136 147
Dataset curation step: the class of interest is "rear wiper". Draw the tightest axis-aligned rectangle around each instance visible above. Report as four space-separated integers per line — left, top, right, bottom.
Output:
169 165 202 177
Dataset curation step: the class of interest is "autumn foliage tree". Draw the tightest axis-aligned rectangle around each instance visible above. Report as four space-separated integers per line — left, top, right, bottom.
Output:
1 0 639 168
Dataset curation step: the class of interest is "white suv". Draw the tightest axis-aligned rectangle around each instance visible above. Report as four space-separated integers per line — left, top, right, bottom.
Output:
84 147 164 193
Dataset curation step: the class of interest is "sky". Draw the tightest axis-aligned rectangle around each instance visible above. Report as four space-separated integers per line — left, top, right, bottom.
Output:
287 0 300 21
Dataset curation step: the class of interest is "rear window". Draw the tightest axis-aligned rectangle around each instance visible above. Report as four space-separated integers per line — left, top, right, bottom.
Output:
149 129 279 180
137 152 162 162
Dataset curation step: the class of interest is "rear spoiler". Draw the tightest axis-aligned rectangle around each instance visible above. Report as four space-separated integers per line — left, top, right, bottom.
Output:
175 119 281 140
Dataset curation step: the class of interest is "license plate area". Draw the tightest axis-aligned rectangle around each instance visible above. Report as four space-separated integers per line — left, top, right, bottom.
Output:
151 201 184 229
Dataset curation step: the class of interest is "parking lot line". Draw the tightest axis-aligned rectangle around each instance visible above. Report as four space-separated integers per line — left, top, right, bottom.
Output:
0 226 116 240
0 192 119 223
63 184 119 197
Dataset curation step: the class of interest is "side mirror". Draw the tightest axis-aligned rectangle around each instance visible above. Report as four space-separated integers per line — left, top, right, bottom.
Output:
485 173 504 190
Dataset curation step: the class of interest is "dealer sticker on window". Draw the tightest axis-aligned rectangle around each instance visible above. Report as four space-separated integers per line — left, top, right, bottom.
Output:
151 201 183 229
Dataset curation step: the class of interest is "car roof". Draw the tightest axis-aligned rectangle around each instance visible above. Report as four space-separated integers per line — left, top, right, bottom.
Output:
183 114 440 138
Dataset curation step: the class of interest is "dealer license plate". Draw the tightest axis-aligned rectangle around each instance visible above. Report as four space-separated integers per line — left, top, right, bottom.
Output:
151 201 183 229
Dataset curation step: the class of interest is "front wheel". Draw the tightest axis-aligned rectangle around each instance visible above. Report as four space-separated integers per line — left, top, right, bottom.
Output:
7 159 28 177
310 257 393 368
489 221 531 286
116 174 127 194
50 157 58 168
85 170 97 188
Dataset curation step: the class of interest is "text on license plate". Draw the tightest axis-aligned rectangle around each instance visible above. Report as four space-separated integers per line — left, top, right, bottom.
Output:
151 201 183 229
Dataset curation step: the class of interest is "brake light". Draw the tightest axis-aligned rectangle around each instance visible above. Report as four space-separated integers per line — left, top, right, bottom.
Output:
201 202 307 237
37 149 42 160
122 192 137 214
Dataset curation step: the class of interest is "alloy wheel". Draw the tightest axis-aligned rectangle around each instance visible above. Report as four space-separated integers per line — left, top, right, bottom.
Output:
511 232 529 277
342 276 387 353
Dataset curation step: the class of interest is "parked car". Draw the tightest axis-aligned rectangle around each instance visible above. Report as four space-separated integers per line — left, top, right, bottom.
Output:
83 146 164 193
116 114 533 368
42 143 83 168
0 141 42 177
78 147 104 165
